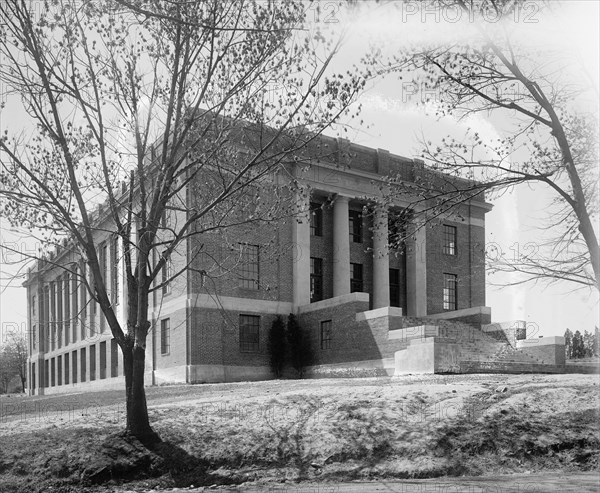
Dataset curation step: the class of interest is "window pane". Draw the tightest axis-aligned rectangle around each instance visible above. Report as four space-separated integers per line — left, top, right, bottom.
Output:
443 273 457 310
161 319 171 355
310 202 323 237
310 257 323 302
239 315 260 352
320 320 332 349
239 244 260 289
443 225 457 255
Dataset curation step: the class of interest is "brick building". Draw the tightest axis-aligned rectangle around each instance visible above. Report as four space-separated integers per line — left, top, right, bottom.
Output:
26 134 522 396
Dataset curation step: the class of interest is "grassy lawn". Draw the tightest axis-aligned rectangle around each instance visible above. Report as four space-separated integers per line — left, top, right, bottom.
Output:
0 373 598 492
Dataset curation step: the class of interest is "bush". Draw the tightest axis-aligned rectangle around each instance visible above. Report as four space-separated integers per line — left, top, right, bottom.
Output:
268 316 286 378
287 313 312 378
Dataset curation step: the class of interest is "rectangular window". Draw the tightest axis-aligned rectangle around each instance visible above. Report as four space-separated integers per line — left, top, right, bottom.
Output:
64 273 70 346
350 263 363 292
100 341 107 379
57 356 62 386
310 202 323 237
239 244 259 289
161 319 170 355
72 350 78 384
310 257 323 303
50 282 56 351
44 359 49 388
32 324 37 350
112 236 119 305
57 278 63 348
443 273 458 311
239 315 260 353
100 243 107 333
389 268 400 308
31 295 36 317
349 210 362 243
72 265 78 343
51 358 56 386
80 347 86 382
320 320 332 350
64 353 69 385
111 339 119 377
162 258 172 296
443 225 457 256
90 345 96 381
80 261 87 341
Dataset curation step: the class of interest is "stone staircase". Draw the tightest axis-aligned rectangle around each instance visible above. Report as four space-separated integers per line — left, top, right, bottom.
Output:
392 317 563 375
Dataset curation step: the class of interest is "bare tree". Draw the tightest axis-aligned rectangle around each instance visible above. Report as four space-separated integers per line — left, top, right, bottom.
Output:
0 334 28 392
370 0 598 291
0 0 365 440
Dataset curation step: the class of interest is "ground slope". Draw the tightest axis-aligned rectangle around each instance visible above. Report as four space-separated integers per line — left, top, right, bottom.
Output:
0 374 598 492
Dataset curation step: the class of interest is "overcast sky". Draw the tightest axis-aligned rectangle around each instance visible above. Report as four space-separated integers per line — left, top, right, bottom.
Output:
0 0 598 343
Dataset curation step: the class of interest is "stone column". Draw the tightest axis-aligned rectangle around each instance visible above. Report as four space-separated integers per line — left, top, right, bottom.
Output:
406 222 427 317
372 206 390 308
333 195 351 297
292 191 311 309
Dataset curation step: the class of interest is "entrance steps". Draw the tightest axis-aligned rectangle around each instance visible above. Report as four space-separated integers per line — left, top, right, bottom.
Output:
391 317 564 375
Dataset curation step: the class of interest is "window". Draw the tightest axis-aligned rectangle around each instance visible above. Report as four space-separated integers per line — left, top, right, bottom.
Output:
72 350 78 384
90 344 96 381
51 358 55 386
350 263 363 292
80 347 86 382
72 265 78 343
310 202 323 237
161 319 170 355
443 273 458 311
239 315 260 352
64 273 70 346
111 339 119 377
100 341 107 379
443 225 457 256
310 257 323 303
57 278 63 348
31 295 36 317
80 261 87 341
389 269 400 308
57 356 62 386
64 353 70 385
32 324 37 350
100 243 107 333
112 236 119 305
161 258 172 296
320 320 332 349
239 244 259 289
349 210 362 243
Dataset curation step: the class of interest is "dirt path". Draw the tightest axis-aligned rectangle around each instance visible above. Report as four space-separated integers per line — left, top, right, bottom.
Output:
121 473 600 492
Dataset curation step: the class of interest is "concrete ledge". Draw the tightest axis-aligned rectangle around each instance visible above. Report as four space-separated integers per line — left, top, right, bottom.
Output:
187 294 293 315
388 325 438 341
298 292 369 314
188 364 272 383
428 306 491 320
41 376 126 394
517 336 565 347
356 306 403 322
153 365 187 385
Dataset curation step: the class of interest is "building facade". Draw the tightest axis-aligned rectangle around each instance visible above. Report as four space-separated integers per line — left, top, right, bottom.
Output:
24 136 495 395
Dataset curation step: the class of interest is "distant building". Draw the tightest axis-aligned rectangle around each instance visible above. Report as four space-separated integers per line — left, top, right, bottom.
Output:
24 132 507 396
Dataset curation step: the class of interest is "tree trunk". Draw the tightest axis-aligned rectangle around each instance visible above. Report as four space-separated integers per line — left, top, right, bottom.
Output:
123 343 157 442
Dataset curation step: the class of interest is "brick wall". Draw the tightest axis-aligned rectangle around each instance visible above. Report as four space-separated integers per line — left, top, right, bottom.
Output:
426 218 486 315
189 307 280 369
